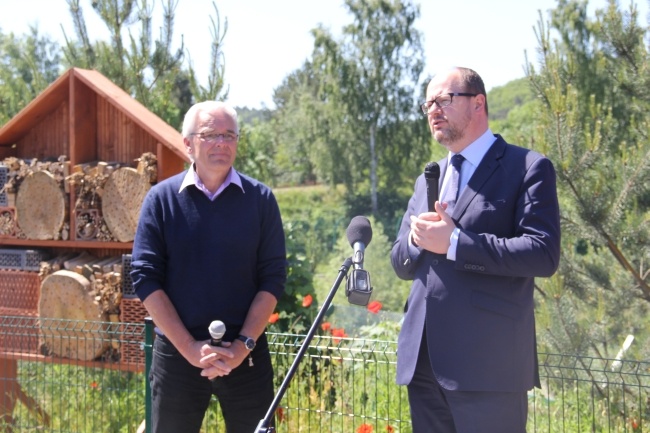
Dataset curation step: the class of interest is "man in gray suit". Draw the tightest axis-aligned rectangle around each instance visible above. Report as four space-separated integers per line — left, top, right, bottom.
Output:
391 67 561 433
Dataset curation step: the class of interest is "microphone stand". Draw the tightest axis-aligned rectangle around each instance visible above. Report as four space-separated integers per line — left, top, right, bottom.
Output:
255 257 353 433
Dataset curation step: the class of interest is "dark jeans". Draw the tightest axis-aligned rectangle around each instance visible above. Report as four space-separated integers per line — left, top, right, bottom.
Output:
150 335 274 433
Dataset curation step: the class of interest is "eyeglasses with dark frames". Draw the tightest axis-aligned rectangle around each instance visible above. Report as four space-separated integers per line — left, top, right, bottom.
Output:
420 93 477 114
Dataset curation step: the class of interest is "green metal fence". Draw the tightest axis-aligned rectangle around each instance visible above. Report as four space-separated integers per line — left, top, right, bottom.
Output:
0 316 648 432
0 315 146 432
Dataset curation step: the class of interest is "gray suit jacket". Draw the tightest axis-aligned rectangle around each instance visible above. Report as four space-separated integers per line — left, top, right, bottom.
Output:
391 135 561 392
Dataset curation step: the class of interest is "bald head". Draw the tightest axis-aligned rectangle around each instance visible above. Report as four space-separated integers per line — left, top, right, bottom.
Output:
428 67 488 116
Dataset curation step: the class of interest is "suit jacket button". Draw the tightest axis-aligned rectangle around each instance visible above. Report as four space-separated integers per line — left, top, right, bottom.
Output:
431 259 438 266
479 266 485 271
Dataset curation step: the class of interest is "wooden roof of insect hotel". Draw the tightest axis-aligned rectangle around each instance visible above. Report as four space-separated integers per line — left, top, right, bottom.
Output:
0 67 189 180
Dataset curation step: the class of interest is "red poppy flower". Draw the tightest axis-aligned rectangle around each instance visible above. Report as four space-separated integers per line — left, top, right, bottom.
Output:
331 327 348 343
367 300 382 314
357 424 373 433
321 322 331 331
302 294 313 308
386 425 395 433
268 312 279 324
276 407 286 423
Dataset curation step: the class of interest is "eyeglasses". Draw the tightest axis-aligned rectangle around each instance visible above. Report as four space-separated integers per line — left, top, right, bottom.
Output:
420 93 477 114
189 132 239 143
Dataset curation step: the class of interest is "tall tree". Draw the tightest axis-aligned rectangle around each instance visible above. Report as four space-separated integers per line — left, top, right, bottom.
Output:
62 0 227 127
528 0 650 360
186 2 229 103
309 0 426 215
272 62 328 187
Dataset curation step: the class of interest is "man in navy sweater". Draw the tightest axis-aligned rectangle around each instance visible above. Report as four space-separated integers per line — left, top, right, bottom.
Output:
131 101 287 433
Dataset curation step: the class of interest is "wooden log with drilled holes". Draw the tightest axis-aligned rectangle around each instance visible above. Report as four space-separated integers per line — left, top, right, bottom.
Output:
101 167 151 242
39 270 109 361
15 171 65 240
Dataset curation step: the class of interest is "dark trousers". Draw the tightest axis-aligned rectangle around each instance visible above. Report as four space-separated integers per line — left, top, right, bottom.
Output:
150 335 274 433
407 332 528 433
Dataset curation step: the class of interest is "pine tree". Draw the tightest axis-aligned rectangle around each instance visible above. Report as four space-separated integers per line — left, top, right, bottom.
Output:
528 0 650 361
62 0 227 128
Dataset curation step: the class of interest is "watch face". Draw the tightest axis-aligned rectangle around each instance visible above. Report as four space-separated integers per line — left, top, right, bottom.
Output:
239 335 255 350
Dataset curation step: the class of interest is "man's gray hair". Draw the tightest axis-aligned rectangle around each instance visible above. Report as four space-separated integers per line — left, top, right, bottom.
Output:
181 101 238 138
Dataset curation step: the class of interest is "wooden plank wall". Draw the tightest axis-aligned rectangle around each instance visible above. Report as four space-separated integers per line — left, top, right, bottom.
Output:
96 98 157 166
13 102 69 161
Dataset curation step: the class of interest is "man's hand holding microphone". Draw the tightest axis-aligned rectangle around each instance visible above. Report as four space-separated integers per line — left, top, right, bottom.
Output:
199 320 235 380
409 161 456 254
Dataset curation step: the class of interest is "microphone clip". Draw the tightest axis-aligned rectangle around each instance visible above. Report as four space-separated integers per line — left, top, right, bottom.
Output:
346 268 373 306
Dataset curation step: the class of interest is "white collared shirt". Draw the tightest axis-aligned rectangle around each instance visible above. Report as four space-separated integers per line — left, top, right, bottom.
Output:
440 128 496 201
178 164 244 200
407 129 497 260
446 129 496 260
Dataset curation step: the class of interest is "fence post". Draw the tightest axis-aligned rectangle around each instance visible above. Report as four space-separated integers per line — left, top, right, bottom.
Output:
144 316 154 433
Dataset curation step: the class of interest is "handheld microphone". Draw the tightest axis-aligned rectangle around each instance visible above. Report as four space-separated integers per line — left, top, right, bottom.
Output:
345 216 373 306
424 162 440 212
208 320 226 346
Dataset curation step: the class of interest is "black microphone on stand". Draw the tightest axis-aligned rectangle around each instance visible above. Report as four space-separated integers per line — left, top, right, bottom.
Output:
345 216 373 306
208 320 226 346
424 161 440 212
255 222 359 432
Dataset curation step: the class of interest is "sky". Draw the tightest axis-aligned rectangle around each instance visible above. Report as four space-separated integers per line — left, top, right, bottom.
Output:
2 0 647 109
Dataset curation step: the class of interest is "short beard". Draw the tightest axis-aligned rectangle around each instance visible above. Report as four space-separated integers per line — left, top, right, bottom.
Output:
432 108 471 147
434 125 464 146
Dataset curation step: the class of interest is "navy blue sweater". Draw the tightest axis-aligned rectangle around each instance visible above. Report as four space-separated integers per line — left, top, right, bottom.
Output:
130 170 287 341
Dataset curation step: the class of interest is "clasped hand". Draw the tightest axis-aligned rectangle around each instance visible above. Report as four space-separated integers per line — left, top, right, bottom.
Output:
195 341 245 380
410 201 456 254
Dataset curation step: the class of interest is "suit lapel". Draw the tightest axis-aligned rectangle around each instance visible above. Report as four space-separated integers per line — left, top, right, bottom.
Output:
452 136 507 219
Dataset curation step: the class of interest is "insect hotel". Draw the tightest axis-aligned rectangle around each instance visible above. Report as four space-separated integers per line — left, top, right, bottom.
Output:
0 67 189 427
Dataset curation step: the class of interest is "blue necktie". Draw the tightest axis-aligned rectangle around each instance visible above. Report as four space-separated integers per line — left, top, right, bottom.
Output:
443 154 465 213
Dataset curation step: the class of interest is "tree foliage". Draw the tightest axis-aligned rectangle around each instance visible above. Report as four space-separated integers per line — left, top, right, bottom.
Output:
273 0 429 220
61 0 227 128
528 0 650 360
1 0 228 129
0 27 62 124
